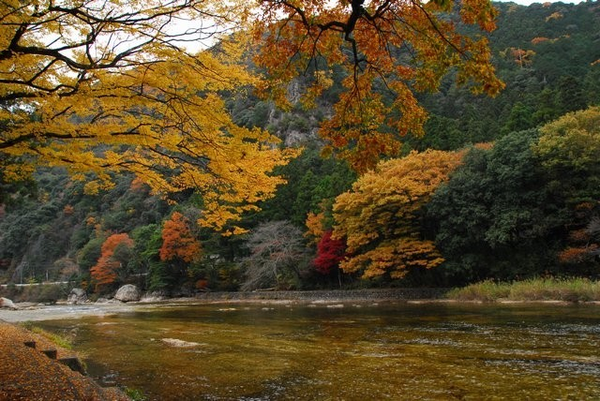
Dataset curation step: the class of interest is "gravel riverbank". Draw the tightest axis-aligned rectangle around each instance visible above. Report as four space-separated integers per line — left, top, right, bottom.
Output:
0 288 449 323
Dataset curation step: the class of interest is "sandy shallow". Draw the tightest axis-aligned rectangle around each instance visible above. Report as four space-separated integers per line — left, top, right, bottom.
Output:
0 298 349 322
0 301 179 322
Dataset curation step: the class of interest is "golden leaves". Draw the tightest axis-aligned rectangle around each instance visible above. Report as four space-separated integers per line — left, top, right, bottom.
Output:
0 3 297 233
304 211 326 246
333 149 463 279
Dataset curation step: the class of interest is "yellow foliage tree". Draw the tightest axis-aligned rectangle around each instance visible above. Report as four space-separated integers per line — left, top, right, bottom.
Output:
304 211 326 246
253 0 504 172
534 106 600 171
332 149 463 279
0 0 296 233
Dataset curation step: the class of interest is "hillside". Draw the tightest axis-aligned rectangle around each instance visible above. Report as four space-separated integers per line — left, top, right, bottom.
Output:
1 1 599 298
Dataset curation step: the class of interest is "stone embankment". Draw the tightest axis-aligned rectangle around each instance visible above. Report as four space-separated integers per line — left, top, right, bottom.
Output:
0 322 129 401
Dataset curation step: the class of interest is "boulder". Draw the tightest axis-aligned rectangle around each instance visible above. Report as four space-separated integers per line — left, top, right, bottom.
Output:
67 288 88 305
114 284 141 302
0 297 17 310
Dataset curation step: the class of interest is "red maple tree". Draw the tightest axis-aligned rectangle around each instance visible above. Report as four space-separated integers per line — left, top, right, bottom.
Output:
314 231 346 275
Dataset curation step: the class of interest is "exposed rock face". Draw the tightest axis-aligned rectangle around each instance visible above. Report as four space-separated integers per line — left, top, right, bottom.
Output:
67 288 88 305
0 297 16 310
114 284 141 302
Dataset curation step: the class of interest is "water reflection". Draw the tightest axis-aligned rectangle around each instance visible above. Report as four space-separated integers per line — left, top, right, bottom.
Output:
38 303 600 400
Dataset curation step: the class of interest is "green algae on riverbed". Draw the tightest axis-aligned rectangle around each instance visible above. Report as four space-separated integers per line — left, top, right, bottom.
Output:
36 302 600 400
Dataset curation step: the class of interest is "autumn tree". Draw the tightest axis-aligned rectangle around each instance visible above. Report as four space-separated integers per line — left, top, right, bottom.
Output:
534 107 600 272
90 233 134 291
558 214 599 266
534 107 600 204
253 0 504 172
241 221 309 291
333 150 463 280
501 48 535 68
160 212 201 264
0 0 295 233
304 211 326 246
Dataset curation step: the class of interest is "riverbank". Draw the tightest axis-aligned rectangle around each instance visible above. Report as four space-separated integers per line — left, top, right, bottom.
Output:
0 320 130 401
2 286 600 323
4 278 600 311
0 288 441 322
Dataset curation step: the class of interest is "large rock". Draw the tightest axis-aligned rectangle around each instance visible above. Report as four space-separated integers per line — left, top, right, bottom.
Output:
0 297 16 310
114 284 141 302
67 288 88 305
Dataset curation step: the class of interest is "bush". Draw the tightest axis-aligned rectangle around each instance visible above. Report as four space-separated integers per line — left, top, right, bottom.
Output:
36 284 66 304
4 284 69 303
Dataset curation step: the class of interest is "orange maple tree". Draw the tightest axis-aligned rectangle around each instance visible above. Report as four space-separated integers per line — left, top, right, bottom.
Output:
253 0 504 172
159 212 201 263
90 233 134 290
332 149 463 279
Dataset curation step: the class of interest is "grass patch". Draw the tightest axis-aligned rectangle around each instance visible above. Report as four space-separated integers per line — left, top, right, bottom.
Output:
19 323 73 350
447 278 600 303
445 280 511 302
124 387 147 401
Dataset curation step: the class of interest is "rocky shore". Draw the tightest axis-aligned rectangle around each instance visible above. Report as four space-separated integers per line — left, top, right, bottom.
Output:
0 288 449 323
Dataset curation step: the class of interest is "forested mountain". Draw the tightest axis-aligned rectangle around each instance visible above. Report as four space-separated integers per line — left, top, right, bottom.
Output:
1 1 599 297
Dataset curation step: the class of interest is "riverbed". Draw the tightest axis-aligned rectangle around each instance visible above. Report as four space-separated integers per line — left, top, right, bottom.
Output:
5 301 595 400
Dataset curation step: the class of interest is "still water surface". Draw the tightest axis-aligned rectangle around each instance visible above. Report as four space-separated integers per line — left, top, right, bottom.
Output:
37 302 600 400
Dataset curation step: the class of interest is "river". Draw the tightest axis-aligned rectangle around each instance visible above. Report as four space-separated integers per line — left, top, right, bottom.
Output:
31 301 600 400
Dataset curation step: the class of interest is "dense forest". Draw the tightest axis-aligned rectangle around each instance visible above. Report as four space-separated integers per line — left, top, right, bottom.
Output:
1 1 599 299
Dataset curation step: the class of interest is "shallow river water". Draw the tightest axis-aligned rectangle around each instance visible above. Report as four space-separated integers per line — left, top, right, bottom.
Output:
36 302 600 400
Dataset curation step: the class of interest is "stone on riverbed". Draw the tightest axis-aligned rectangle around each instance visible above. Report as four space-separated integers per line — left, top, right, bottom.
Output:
67 288 88 305
161 338 201 348
0 297 16 310
140 291 166 303
114 284 141 302
95 297 111 304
